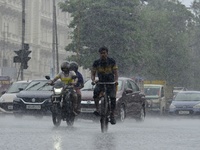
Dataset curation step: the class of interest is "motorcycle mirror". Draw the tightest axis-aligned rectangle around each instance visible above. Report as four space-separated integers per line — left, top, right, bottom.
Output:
45 75 50 80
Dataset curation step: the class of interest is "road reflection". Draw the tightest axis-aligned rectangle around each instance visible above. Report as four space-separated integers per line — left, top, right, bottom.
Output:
92 132 116 150
53 135 62 150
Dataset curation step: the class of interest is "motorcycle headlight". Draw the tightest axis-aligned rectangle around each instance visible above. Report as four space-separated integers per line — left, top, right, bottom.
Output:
53 87 63 94
193 103 200 108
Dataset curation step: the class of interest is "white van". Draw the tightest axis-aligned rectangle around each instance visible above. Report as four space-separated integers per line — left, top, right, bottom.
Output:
0 80 30 113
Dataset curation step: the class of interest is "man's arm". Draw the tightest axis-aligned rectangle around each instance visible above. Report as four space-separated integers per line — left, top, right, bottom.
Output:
112 60 118 83
71 71 78 85
113 69 118 83
91 69 96 83
79 73 84 88
49 75 60 85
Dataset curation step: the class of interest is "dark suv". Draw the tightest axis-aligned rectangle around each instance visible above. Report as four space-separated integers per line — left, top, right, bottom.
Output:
79 77 146 122
13 79 52 117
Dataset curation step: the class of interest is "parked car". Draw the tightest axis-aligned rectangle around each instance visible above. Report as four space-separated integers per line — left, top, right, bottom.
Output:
13 79 52 117
78 77 146 122
0 80 30 113
169 91 200 116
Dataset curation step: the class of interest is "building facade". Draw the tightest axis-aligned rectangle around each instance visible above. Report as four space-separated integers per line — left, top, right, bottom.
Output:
0 0 89 81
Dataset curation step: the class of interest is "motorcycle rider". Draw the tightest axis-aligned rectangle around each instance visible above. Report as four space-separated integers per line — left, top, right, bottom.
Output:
91 46 118 125
49 61 78 115
69 61 84 114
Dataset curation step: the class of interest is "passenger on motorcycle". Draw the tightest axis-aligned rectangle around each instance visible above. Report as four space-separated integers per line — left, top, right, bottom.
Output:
69 61 84 114
49 61 78 115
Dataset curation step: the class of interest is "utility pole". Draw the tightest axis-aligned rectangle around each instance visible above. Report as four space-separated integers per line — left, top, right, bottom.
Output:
54 1 59 74
51 0 56 78
1 23 8 75
21 0 26 80
77 0 81 64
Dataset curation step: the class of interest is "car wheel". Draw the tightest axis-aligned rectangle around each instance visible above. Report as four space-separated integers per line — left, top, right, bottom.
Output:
136 107 145 122
118 105 126 122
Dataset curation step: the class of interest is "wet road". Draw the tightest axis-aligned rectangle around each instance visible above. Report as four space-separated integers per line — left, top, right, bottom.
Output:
0 114 200 150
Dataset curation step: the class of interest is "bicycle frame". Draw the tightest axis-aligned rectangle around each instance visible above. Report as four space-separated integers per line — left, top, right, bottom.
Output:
97 82 115 133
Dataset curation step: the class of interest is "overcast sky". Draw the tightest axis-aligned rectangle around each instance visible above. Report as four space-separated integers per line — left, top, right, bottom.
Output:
180 0 193 7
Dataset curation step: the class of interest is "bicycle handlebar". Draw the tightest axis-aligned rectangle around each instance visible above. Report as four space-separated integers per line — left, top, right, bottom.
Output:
97 82 116 85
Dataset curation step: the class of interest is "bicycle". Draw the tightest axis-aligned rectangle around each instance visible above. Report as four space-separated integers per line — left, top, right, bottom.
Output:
96 82 116 133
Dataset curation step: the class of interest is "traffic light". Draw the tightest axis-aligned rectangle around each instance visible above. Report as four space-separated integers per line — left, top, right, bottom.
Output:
13 43 32 69
13 50 23 63
23 62 28 70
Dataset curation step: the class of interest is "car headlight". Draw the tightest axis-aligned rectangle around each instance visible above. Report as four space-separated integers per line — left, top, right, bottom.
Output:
169 104 176 109
53 87 63 94
193 103 200 108
0 97 4 102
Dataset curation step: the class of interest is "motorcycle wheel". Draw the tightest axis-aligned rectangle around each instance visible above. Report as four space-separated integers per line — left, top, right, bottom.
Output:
51 103 62 127
52 113 61 127
66 114 75 126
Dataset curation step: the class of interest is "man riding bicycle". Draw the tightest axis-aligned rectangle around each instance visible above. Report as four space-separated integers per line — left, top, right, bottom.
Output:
91 46 118 125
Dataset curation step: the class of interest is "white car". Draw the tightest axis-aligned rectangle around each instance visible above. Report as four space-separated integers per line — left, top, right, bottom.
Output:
0 80 30 113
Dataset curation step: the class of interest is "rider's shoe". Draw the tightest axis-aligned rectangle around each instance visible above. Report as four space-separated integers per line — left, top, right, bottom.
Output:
110 116 116 125
93 110 100 116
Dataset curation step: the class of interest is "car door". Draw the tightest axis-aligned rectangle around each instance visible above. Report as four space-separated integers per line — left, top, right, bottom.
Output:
128 80 142 113
124 80 135 113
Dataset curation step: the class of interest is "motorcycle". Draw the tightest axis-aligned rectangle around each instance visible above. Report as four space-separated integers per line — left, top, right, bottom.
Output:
45 76 76 127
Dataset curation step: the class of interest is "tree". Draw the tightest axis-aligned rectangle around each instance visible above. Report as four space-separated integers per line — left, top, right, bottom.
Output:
59 0 197 88
59 0 144 76
139 0 194 85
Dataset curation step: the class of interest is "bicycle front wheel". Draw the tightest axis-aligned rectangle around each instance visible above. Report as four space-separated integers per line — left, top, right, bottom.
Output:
100 96 109 133
100 117 108 133
100 96 108 116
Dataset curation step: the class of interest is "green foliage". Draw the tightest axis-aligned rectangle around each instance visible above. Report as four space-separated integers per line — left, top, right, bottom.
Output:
139 0 194 85
59 0 200 89
59 0 142 75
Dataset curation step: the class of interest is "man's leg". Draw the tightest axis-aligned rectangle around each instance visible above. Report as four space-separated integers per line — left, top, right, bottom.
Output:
93 85 101 116
109 85 117 125
75 88 81 114
76 93 81 114
93 97 100 116
71 92 78 115
110 97 116 124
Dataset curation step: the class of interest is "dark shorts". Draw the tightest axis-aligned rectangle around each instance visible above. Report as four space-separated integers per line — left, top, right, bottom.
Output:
93 84 116 99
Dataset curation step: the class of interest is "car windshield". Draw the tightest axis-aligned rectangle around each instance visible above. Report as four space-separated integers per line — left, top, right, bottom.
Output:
175 93 200 101
144 86 160 96
82 80 122 91
25 80 52 91
7 82 29 93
